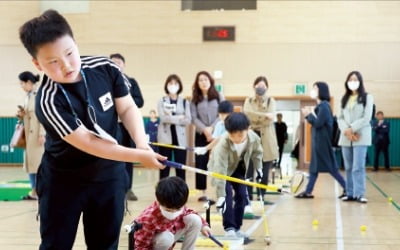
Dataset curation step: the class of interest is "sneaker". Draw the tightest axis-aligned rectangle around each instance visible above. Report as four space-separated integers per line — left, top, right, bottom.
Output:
338 191 347 199
295 192 314 199
235 230 248 238
244 205 254 215
342 196 355 201
21 194 37 201
224 228 237 237
126 190 138 201
356 197 368 203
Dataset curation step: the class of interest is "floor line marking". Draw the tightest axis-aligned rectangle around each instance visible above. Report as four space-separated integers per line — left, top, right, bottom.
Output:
335 182 344 250
366 175 400 211
245 196 283 237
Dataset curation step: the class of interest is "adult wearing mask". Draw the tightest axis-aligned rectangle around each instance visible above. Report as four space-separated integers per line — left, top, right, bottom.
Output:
157 74 191 180
243 76 278 201
191 71 224 202
17 71 45 200
338 71 374 203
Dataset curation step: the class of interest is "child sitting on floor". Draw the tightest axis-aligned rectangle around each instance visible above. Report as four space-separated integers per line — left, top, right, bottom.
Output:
134 176 211 249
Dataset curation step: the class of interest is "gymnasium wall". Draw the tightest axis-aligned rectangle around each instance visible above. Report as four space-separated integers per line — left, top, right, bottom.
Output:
1 1 400 117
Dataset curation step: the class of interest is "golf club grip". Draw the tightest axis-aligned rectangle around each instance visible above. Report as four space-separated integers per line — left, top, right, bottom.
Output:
161 160 183 169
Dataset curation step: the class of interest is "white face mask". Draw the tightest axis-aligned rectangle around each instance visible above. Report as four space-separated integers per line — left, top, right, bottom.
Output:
309 89 318 99
347 81 360 91
233 139 248 156
160 207 183 220
167 85 179 95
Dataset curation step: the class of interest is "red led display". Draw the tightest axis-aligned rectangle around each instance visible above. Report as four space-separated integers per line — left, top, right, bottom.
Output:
203 26 235 41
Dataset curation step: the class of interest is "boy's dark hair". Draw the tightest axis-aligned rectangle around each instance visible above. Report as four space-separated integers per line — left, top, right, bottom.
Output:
110 53 125 63
218 100 233 114
224 112 250 133
18 71 40 84
19 9 73 58
156 177 188 209
314 81 331 101
376 111 384 116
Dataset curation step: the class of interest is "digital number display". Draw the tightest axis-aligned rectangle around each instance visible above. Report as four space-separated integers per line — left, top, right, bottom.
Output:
203 26 235 41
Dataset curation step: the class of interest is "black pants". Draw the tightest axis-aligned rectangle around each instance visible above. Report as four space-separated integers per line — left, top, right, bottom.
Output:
374 143 390 170
277 142 285 166
246 160 272 199
119 123 135 188
223 161 247 230
195 133 209 190
37 165 128 250
159 148 186 181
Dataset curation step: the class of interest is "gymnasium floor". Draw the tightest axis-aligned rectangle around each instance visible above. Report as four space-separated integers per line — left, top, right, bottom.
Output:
0 157 399 250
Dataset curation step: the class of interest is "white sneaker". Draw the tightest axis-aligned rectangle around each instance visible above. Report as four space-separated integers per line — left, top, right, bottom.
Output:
244 205 253 214
224 229 237 237
357 197 368 203
235 230 248 238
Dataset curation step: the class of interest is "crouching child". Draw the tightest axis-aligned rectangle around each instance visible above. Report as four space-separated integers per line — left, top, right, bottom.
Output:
134 176 211 249
208 112 263 237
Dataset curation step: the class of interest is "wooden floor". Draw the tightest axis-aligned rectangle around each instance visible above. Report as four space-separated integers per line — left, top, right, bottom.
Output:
0 157 399 250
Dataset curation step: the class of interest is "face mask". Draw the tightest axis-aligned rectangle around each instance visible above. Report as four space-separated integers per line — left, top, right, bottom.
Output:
167 85 179 95
255 87 266 96
309 89 318 99
160 207 183 220
233 139 248 156
347 81 360 91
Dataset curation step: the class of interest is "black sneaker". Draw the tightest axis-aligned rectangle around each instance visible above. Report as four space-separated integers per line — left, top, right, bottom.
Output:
338 191 347 199
295 192 314 199
342 196 355 201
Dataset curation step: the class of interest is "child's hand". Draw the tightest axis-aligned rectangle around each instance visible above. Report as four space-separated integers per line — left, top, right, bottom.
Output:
216 197 226 214
201 226 211 237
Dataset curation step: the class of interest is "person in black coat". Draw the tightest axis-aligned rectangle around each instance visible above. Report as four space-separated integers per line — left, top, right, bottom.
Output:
296 82 346 199
372 111 391 171
274 113 288 167
110 53 144 201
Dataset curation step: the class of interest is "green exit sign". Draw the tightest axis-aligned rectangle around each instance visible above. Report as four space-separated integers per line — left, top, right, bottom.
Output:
294 84 307 95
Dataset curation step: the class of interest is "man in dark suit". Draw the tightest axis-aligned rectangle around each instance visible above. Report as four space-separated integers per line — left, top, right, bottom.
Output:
372 111 391 171
274 113 288 168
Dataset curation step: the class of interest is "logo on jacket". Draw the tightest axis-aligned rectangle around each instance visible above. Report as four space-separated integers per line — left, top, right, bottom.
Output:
99 92 113 111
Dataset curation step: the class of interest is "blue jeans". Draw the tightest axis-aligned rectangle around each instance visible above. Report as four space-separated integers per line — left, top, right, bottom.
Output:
341 146 368 198
29 173 37 189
